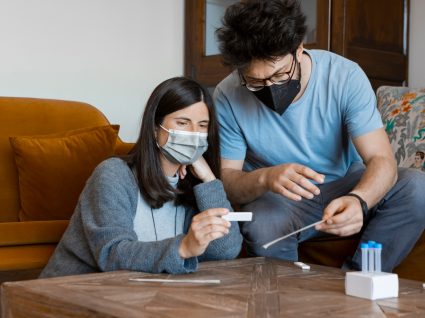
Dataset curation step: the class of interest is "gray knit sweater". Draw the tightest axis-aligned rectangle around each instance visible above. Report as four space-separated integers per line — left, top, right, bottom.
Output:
40 158 242 278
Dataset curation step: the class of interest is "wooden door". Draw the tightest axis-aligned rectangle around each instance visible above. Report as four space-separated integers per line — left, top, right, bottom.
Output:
184 0 233 88
185 0 331 87
185 0 409 90
331 0 409 90
302 0 331 51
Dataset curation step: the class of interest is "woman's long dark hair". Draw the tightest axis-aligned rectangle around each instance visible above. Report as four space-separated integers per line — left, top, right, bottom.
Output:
123 77 221 209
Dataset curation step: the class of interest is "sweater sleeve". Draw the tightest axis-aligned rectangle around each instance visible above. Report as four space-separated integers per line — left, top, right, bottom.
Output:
79 159 198 274
193 179 243 261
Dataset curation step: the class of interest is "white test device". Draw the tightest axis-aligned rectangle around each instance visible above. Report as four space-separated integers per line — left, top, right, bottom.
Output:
222 212 253 222
294 262 311 270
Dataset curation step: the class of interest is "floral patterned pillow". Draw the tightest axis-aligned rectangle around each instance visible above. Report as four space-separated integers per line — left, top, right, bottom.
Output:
376 86 425 170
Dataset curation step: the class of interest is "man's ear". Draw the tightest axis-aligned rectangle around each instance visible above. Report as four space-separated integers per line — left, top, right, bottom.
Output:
296 43 304 62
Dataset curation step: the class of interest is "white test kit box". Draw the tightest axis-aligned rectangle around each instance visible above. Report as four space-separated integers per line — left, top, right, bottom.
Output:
345 271 398 300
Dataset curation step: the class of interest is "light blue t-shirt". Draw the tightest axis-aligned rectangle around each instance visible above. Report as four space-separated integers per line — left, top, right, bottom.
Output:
214 50 383 182
133 174 185 242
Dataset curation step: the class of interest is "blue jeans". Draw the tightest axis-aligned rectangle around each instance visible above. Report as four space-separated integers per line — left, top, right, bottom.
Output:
240 163 425 272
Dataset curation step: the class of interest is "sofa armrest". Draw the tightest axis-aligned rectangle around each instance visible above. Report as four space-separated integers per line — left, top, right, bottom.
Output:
0 220 69 247
0 244 57 271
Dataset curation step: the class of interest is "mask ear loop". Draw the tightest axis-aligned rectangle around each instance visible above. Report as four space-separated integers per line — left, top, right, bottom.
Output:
158 124 178 146
296 59 302 90
294 50 302 85
159 124 170 133
155 124 167 149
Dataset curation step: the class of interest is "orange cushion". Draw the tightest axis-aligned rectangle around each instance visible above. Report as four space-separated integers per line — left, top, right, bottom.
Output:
9 125 119 221
0 220 69 247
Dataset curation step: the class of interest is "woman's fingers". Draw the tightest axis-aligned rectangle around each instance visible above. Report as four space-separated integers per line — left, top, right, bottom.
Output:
191 214 231 232
190 208 231 244
191 224 229 245
181 209 232 258
178 165 187 179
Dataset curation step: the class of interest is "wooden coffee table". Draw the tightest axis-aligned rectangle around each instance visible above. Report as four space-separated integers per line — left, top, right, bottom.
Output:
1 257 424 317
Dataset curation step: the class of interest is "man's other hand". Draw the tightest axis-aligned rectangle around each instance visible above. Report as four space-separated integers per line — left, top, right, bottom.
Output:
261 163 325 201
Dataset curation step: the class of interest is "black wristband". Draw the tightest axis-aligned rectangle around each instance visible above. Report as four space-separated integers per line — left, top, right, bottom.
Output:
346 193 369 219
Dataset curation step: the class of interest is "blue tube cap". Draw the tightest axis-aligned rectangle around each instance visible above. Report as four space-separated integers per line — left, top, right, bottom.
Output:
375 243 382 249
360 243 368 248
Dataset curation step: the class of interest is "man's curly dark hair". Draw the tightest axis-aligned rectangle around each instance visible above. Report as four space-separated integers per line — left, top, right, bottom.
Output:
216 0 307 70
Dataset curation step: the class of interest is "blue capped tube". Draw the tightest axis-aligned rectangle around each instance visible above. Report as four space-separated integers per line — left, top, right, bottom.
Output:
368 241 375 272
375 243 382 273
360 243 368 272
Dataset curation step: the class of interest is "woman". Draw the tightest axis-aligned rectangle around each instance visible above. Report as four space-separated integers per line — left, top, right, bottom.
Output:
40 77 242 277
410 151 425 172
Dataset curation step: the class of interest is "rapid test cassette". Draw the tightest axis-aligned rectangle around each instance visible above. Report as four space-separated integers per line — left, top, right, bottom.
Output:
222 212 253 222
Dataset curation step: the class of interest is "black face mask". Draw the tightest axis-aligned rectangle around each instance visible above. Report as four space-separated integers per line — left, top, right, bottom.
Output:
252 79 301 115
251 59 302 115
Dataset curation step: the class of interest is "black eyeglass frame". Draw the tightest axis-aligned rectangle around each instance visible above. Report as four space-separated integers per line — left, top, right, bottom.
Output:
239 53 299 92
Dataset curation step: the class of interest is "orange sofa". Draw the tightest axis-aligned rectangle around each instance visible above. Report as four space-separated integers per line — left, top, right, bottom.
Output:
0 97 133 281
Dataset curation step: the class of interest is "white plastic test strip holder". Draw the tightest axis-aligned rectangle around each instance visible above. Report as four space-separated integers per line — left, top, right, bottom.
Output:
345 241 398 300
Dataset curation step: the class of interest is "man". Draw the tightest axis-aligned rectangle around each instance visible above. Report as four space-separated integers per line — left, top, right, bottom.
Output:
213 0 425 271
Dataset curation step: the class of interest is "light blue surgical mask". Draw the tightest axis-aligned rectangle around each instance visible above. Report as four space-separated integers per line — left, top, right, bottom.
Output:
158 125 208 165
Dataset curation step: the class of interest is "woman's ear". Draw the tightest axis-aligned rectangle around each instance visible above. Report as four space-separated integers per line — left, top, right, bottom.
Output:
154 125 159 138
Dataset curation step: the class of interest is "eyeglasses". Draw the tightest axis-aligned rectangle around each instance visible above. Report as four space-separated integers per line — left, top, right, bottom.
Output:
240 54 298 91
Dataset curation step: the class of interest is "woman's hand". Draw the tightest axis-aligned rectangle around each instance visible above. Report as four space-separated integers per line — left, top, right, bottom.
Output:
179 208 231 259
178 156 216 183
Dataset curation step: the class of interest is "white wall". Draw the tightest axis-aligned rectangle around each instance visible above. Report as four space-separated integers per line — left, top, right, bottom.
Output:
409 0 425 88
0 0 184 142
1 0 423 142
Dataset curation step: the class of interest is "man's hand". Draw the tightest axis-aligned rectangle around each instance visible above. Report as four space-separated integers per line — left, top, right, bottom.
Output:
261 163 325 201
179 208 231 259
315 196 364 236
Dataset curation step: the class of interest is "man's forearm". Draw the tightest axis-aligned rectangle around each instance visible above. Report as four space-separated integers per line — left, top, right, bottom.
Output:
350 156 397 208
221 168 269 204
